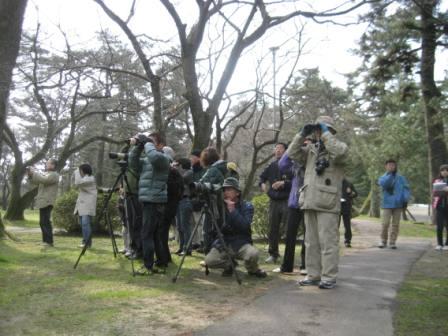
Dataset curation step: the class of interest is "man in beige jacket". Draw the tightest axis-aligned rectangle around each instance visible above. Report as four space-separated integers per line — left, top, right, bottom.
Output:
27 159 60 246
286 116 348 289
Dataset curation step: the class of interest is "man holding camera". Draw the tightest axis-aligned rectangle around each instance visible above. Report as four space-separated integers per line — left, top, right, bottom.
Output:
27 159 60 247
204 177 267 278
128 132 170 275
287 116 348 289
378 159 410 249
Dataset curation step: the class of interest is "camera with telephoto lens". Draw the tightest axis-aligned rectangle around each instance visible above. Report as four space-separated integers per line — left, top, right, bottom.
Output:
189 182 221 199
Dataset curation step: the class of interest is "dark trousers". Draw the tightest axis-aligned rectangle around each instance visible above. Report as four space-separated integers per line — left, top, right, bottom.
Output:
281 207 305 272
39 206 54 244
177 198 193 252
141 202 165 270
339 202 352 243
155 202 177 266
436 207 448 246
268 199 288 257
126 194 142 253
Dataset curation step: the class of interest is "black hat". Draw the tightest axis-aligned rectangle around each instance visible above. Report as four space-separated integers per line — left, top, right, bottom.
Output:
191 149 202 158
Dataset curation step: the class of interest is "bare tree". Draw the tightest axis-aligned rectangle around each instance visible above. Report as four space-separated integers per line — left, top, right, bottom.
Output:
0 0 28 235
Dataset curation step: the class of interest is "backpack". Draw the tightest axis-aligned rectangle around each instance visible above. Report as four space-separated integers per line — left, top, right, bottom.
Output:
167 166 184 205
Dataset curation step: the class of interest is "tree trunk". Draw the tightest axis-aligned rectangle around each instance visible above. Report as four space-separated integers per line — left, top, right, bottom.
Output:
369 178 381 218
0 0 28 235
3 164 36 221
420 0 448 181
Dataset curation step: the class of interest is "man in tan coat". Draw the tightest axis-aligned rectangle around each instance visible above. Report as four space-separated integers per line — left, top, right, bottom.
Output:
286 116 348 289
27 159 60 246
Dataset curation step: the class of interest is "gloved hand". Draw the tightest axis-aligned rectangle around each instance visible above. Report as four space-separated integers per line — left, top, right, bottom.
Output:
300 124 316 137
319 122 329 133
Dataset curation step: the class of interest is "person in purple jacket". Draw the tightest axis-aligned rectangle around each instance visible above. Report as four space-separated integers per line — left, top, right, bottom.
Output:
273 147 307 274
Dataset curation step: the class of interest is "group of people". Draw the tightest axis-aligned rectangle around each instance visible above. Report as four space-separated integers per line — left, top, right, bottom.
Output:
27 115 448 288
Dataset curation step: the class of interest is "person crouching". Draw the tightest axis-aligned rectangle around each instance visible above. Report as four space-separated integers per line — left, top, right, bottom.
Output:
204 177 267 278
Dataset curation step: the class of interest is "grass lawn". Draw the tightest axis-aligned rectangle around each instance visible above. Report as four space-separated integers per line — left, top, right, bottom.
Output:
0 225 293 336
3 209 40 229
394 248 448 336
356 215 435 238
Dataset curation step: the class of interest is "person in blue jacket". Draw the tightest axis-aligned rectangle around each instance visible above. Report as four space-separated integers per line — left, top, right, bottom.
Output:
378 159 410 249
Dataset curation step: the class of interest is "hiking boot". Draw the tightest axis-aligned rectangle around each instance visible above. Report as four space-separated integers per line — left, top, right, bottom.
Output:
318 280 336 289
298 278 320 286
248 269 267 278
389 244 397 250
300 268 308 275
435 245 443 251
221 267 233 277
378 242 386 248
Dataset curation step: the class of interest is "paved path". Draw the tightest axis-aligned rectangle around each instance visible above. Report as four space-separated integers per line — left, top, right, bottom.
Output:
196 219 431 336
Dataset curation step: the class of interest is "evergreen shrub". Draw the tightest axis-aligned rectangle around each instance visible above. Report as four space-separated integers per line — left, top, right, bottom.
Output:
53 189 121 234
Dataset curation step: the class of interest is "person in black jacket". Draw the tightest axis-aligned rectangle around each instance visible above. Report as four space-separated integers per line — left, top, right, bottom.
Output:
340 178 357 248
204 177 267 278
259 143 293 263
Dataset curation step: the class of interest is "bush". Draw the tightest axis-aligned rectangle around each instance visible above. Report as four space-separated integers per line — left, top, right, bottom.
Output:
251 193 269 239
53 189 122 234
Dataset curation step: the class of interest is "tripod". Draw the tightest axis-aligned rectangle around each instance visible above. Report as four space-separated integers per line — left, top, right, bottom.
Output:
73 161 136 276
172 194 242 285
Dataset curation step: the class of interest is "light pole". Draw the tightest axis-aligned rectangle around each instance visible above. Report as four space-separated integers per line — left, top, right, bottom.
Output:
270 46 279 129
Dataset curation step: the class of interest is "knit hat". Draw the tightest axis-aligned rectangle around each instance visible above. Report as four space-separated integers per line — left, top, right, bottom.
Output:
222 177 241 192
315 115 336 133
227 162 238 172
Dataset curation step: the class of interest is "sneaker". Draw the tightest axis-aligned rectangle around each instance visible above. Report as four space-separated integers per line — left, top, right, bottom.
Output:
378 242 386 248
78 243 85 248
443 246 448 251
135 266 153 276
248 269 267 278
435 245 443 251
272 267 282 273
118 248 126 254
43 242 54 247
199 260 207 267
179 251 192 256
318 280 336 289
298 278 320 286
300 269 308 275
389 244 397 250
265 255 278 264
345 242 352 248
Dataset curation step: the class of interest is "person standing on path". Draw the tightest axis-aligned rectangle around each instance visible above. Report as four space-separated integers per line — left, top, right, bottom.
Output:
377 159 410 249
432 164 448 251
27 158 60 247
259 143 293 263
286 116 348 289
340 178 357 248
73 163 97 249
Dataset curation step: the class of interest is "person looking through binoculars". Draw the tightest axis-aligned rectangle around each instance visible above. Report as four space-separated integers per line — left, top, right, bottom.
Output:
286 116 348 289
128 132 170 275
204 177 267 278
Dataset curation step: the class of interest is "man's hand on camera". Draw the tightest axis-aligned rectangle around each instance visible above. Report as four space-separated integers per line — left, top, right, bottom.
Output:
319 122 329 133
300 124 315 137
271 181 284 190
224 199 236 212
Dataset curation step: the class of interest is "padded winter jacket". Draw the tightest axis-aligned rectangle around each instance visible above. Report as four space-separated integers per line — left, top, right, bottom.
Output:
128 142 170 203
30 171 60 209
378 172 410 209
73 170 97 216
199 160 227 185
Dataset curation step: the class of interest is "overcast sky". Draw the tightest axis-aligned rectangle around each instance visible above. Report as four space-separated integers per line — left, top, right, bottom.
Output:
22 0 447 93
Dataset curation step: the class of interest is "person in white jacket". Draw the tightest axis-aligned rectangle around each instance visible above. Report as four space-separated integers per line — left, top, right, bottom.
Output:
74 164 97 248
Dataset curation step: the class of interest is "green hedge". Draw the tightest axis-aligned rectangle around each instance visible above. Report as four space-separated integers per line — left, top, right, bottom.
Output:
251 193 269 239
53 189 122 234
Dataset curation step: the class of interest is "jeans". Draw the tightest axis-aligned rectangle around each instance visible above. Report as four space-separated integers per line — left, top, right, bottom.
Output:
435 207 448 246
281 207 305 272
39 206 53 244
79 215 92 246
141 202 166 270
177 198 193 252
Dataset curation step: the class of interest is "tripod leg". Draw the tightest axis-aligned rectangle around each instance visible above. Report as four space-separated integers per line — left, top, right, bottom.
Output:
74 232 91 269
122 194 136 276
172 210 205 283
